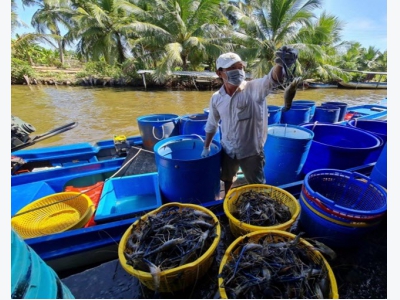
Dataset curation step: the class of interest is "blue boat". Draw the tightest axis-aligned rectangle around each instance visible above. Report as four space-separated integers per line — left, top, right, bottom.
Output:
10 98 387 274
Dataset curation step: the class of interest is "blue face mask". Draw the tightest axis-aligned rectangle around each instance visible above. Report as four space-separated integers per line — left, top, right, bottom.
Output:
224 69 245 86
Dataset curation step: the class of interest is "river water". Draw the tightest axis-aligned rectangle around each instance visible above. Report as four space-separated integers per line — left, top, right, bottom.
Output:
11 85 387 149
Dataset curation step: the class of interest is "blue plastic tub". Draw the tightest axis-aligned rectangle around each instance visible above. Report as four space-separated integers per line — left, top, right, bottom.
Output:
263 124 314 185
267 105 282 125
12 230 75 298
179 113 208 135
94 172 162 223
321 101 348 121
280 104 311 125
137 114 180 151
370 143 387 189
154 135 221 204
312 105 340 123
347 119 387 144
300 123 382 175
292 100 317 119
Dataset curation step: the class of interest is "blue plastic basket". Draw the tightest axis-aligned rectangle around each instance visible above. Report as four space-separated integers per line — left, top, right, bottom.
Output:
298 194 380 248
303 169 387 217
300 189 384 224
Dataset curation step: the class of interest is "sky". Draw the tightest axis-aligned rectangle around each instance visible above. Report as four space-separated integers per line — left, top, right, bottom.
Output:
11 0 389 52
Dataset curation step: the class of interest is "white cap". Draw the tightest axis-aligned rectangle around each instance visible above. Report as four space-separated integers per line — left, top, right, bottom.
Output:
216 52 247 69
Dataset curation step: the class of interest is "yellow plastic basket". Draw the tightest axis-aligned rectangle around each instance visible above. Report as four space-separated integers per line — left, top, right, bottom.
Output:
118 202 221 293
223 184 300 238
11 192 95 239
218 230 339 299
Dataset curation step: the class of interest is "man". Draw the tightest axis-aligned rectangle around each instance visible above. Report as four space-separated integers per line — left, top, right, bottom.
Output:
201 47 298 196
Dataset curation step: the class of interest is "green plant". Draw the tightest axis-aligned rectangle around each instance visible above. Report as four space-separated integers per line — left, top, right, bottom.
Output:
75 61 122 79
11 58 36 84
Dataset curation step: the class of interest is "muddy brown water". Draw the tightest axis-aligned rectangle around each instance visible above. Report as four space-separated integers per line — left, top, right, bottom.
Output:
11 85 386 149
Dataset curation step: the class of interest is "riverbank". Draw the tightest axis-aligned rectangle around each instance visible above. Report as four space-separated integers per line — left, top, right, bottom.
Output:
15 66 223 90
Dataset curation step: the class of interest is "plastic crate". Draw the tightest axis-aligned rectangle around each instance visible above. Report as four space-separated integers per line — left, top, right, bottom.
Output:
94 172 162 223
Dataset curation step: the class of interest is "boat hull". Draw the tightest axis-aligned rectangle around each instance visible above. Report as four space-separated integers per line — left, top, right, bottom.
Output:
338 81 387 89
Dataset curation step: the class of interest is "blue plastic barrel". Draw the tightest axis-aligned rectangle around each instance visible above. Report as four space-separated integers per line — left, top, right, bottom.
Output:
137 114 180 151
203 108 210 115
322 101 348 121
180 113 208 135
11 229 75 299
154 135 221 204
312 105 340 123
292 100 317 119
370 143 387 189
280 104 311 125
267 105 282 125
263 124 314 186
300 123 382 175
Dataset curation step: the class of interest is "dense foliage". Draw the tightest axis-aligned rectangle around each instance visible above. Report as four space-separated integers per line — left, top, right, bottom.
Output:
11 0 387 83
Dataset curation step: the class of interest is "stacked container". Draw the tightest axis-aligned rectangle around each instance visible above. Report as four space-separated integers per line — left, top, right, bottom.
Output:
299 169 387 248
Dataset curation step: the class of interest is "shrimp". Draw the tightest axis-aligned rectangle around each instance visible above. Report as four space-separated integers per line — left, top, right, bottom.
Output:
283 77 303 111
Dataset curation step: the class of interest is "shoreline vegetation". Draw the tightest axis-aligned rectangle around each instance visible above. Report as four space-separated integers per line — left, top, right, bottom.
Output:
11 0 387 90
14 66 224 90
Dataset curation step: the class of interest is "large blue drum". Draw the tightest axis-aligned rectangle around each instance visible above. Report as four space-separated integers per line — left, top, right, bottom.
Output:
263 124 314 186
154 135 221 204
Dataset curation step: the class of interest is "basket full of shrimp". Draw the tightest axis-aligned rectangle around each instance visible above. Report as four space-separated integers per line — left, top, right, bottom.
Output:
223 184 301 238
218 230 339 299
118 202 221 293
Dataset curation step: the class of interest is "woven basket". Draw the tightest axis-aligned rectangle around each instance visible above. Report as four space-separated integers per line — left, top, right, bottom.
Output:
223 184 300 238
218 230 339 299
11 192 95 239
304 169 387 217
118 202 221 292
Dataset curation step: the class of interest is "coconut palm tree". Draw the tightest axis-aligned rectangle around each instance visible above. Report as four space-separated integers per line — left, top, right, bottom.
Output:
294 11 350 82
129 0 233 83
70 0 151 65
11 0 38 33
224 0 322 80
31 0 76 65
358 46 383 72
